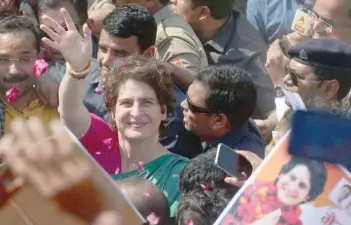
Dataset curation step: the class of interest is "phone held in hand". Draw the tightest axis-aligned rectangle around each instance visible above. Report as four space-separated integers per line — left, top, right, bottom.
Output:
214 143 239 177
289 110 351 171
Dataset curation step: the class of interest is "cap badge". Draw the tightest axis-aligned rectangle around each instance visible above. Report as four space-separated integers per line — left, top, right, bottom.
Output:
299 49 308 60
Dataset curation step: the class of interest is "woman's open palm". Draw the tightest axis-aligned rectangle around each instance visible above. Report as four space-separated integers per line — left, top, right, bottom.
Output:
40 8 92 71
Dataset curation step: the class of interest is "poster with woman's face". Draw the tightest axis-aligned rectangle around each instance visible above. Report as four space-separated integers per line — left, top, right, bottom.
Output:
214 132 351 225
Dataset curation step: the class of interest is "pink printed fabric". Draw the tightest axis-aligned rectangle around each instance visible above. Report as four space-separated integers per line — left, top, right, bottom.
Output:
80 113 121 174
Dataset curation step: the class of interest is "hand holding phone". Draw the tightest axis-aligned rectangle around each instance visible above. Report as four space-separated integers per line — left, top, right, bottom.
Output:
215 144 239 177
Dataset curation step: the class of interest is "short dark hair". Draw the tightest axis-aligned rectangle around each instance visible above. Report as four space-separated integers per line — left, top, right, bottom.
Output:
314 67 351 100
341 184 351 191
177 190 233 225
191 0 235 19
277 156 327 203
119 177 170 225
35 0 88 25
196 65 257 128
104 55 176 134
0 15 41 52
103 4 157 53
179 149 239 194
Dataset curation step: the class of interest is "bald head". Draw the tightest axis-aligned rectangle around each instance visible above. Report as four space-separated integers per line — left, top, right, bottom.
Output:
119 177 170 225
312 0 351 42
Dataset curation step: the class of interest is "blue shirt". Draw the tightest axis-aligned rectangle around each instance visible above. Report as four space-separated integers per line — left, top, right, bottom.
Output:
203 119 266 158
171 119 266 159
246 0 306 44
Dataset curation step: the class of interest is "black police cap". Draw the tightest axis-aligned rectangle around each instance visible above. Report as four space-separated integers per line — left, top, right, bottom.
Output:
288 38 351 72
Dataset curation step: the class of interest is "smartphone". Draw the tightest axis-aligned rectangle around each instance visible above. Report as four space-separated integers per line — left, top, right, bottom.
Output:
289 110 351 170
215 143 239 177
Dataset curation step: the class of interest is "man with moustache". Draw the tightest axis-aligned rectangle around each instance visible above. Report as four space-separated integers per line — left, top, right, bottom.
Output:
0 16 58 136
266 38 351 154
266 0 351 85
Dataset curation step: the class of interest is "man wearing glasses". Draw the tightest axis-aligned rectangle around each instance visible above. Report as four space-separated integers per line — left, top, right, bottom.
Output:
0 16 58 136
180 65 266 158
283 38 351 107
266 0 351 86
310 0 351 43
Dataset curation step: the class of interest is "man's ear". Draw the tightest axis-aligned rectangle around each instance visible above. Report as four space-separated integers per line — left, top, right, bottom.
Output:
86 19 95 30
212 113 228 130
198 6 211 21
321 80 339 100
142 46 156 58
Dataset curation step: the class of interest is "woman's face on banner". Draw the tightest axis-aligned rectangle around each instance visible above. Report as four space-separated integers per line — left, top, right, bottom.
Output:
276 165 311 205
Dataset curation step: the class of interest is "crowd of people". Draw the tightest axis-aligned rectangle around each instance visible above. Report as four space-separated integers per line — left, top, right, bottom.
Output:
0 0 350 224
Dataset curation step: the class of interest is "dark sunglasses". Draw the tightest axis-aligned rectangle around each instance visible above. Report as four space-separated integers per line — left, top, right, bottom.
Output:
40 23 82 39
186 96 219 114
286 66 327 86
285 66 301 86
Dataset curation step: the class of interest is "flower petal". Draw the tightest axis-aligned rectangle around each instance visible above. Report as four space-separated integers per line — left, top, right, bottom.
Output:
186 219 194 225
95 88 103 95
6 85 20 104
137 161 145 171
200 184 209 193
147 212 159 225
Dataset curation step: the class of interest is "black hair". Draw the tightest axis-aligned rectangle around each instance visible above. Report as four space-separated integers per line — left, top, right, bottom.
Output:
277 156 327 203
314 67 351 100
191 0 235 19
0 15 41 53
341 184 351 191
102 4 157 53
159 0 170 5
196 65 257 128
179 149 239 194
177 190 234 225
35 0 88 25
119 176 171 225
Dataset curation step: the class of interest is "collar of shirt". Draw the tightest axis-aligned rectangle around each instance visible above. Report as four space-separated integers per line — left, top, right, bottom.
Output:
202 121 250 152
205 12 236 54
154 5 172 24
47 58 101 85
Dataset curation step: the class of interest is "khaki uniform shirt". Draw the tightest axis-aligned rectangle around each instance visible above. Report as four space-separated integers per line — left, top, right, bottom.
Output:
154 6 208 71
89 0 112 10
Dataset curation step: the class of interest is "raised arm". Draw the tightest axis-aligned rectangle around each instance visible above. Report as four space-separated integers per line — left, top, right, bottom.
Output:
40 8 93 137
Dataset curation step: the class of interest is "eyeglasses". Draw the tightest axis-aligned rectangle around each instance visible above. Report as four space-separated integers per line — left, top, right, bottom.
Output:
40 23 82 39
0 57 37 65
186 96 219 114
308 10 333 33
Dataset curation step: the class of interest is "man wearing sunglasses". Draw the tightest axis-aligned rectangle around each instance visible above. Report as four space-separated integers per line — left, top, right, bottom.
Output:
180 65 266 158
266 0 351 86
283 38 351 107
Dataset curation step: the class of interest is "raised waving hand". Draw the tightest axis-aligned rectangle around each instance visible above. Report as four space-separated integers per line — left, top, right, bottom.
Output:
40 8 92 71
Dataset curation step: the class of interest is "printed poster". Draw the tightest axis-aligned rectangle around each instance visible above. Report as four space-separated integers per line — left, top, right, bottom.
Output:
214 132 351 225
